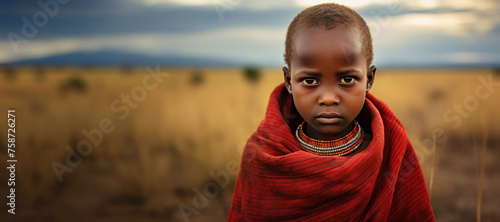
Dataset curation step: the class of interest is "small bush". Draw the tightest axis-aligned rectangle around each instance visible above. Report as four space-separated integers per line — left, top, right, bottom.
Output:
121 65 134 74
493 67 500 76
3 66 17 81
242 66 261 84
33 66 46 82
427 88 447 103
59 76 87 94
190 70 204 86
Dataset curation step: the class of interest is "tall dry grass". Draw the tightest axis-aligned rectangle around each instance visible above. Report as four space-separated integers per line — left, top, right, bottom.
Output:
477 106 489 222
0 67 282 215
0 67 499 221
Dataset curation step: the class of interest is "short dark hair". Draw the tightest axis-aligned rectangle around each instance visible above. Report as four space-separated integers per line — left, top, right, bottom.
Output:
284 3 373 68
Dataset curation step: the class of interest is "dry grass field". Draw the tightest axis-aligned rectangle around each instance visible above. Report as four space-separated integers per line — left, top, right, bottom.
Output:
0 67 499 221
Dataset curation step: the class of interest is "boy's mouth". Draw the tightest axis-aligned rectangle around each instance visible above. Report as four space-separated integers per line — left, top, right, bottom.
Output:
315 112 342 124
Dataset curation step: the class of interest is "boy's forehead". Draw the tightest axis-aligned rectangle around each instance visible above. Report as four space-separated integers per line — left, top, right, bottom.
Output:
293 25 363 62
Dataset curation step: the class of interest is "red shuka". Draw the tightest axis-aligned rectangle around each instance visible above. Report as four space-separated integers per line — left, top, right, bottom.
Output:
228 83 435 221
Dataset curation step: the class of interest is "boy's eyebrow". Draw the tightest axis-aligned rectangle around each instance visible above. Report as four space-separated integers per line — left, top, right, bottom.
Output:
337 69 361 75
296 71 321 76
296 69 361 76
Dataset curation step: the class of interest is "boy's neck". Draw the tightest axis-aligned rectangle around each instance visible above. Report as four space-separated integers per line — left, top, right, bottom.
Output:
304 121 355 141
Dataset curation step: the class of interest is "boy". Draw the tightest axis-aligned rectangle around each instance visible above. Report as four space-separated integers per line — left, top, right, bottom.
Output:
228 3 434 221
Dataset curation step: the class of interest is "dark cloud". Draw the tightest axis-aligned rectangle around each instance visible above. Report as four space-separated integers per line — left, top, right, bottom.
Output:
1 1 499 66
0 0 300 40
1 1 495 40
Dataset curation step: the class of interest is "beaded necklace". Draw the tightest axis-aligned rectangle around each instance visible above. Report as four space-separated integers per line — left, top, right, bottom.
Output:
295 121 364 156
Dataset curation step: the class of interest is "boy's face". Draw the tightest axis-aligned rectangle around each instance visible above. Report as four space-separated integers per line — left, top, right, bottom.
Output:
284 25 376 140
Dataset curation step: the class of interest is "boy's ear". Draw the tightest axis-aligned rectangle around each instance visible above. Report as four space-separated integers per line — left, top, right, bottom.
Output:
366 65 376 92
283 66 292 94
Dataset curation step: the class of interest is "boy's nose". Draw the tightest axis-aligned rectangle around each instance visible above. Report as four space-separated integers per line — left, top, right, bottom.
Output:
318 90 340 106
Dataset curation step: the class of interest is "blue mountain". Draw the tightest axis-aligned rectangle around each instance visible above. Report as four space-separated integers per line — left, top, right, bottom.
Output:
4 50 243 67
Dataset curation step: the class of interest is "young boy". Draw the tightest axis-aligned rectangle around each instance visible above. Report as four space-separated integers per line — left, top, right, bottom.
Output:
228 3 434 221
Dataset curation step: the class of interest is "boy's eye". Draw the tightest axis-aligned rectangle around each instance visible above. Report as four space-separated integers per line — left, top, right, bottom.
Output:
301 78 318 85
340 76 355 84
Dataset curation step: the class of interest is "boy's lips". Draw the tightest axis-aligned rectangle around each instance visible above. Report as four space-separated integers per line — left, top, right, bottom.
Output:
315 112 342 124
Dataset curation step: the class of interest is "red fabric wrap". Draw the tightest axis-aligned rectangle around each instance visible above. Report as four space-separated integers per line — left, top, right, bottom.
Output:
228 83 435 221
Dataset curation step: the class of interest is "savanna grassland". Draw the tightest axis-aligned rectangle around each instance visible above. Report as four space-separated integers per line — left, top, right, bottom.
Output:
0 67 499 222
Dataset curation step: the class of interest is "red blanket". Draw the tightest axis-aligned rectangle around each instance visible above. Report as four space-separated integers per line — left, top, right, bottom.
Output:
228 83 434 221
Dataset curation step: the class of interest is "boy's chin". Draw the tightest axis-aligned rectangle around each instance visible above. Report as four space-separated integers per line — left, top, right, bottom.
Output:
309 124 348 140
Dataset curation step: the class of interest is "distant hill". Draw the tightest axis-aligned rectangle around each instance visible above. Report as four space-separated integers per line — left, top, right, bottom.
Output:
3 49 499 68
3 50 244 67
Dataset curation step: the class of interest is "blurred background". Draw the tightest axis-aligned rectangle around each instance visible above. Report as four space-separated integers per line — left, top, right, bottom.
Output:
0 0 499 221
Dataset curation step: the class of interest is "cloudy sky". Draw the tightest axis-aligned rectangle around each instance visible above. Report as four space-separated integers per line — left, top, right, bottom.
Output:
0 0 499 67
